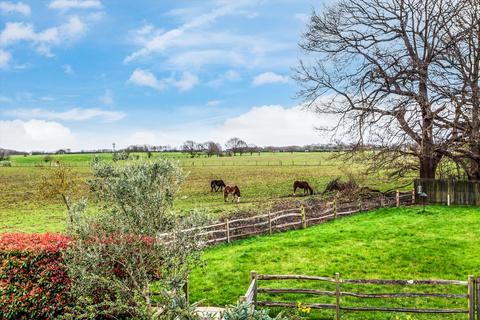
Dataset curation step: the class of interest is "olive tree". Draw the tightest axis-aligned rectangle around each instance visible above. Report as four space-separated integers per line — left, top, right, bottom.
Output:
64 158 206 319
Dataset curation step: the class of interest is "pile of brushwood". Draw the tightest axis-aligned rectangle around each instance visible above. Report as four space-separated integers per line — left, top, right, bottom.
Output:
323 177 397 200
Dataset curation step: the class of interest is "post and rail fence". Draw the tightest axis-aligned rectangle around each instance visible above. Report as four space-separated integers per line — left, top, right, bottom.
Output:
240 271 479 319
160 191 415 247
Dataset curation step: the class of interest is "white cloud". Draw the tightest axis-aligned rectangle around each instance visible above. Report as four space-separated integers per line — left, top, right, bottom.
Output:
127 68 166 91
100 89 113 105
122 105 334 148
0 119 75 151
167 49 246 70
49 0 102 10
207 69 241 87
5 107 125 122
127 69 198 92
0 1 30 15
0 49 11 69
215 105 329 145
123 1 283 69
252 72 289 86
0 104 339 151
62 64 74 74
0 16 87 58
171 72 199 91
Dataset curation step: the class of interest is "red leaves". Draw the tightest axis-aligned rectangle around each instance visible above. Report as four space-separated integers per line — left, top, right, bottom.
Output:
0 233 70 252
0 233 71 319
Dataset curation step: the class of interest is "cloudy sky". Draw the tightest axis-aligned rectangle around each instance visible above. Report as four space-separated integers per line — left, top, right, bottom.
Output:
0 0 331 152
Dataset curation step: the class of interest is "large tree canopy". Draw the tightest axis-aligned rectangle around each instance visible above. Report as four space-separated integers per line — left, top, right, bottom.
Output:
296 0 478 179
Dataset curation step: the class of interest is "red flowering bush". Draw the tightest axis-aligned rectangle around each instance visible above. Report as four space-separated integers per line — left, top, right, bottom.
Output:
0 233 71 319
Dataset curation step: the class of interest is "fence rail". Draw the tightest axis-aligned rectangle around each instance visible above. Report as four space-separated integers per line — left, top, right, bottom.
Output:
163 190 414 246
242 272 478 319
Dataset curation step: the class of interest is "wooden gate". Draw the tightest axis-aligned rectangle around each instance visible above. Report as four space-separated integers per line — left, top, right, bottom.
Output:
241 271 479 319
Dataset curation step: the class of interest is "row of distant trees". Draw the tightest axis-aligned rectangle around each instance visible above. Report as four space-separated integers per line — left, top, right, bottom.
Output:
181 138 353 158
182 138 250 157
2 142 351 158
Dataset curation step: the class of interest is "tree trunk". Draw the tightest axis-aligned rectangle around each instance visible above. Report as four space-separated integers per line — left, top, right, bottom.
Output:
419 155 439 179
418 67 440 179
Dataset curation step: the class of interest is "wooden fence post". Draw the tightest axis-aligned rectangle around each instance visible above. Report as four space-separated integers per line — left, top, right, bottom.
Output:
268 212 272 235
183 279 189 305
468 275 474 320
333 198 337 219
226 219 230 243
412 189 415 204
251 270 258 305
396 190 400 207
335 272 341 320
475 277 480 320
301 204 306 229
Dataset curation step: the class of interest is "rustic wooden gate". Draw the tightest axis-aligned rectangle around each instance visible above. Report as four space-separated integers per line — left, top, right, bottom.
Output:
241 271 479 319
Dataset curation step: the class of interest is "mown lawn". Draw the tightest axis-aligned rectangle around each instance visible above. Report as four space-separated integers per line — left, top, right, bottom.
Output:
190 205 480 319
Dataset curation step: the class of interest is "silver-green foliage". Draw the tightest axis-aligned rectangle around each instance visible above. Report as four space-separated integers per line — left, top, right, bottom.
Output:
64 158 206 319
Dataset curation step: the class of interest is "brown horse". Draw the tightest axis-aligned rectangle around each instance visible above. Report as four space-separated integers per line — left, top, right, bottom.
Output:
293 181 313 196
224 185 241 203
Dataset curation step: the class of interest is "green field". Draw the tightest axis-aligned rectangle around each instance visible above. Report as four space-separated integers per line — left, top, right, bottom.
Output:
190 205 480 319
0 152 409 233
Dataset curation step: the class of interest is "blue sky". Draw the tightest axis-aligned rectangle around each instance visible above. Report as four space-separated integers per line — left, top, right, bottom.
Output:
0 0 330 151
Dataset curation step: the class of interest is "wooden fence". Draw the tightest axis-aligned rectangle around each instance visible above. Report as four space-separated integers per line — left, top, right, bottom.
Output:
414 179 480 206
241 272 479 319
170 191 414 246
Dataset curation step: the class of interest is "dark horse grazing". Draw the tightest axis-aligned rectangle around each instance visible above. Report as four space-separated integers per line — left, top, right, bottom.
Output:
293 181 313 196
224 185 241 203
211 179 226 192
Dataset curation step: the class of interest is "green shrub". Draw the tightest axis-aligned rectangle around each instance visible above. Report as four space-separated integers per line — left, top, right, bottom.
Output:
223 302 290 320
0 160 11 167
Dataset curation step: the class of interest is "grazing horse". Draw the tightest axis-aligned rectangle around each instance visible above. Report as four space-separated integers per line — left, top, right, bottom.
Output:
224 185 241 203
293 181 313 196
211 179 226 192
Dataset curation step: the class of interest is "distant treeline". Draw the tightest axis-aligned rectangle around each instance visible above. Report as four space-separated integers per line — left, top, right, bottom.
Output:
1 140 359 157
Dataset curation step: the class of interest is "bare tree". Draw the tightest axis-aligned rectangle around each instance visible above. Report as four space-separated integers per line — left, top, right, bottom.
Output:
225 137 247 156
204 141 222 157
0 149 9 161
435 0 480 180
182 140 200 158
296 0 463 179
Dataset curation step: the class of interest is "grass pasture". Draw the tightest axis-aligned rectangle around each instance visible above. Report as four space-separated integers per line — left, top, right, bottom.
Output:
0 152 406 233
190 205 480 319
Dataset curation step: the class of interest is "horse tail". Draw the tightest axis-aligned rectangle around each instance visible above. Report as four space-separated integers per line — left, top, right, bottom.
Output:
309 185 314 195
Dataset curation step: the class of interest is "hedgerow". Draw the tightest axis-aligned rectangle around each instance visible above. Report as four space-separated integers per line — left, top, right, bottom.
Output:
0 233 71 319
